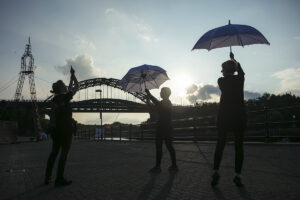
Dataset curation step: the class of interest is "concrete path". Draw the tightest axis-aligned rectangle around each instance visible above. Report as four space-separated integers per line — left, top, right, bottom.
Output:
1 140 299 200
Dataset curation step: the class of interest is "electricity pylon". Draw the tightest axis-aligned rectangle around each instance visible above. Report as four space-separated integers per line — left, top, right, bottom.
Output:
14 37 42 141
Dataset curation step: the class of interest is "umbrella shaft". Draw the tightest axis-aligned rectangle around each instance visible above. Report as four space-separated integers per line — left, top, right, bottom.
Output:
143 79 147 90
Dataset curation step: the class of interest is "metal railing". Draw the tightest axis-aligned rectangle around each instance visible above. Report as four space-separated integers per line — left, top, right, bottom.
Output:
74 105 300 142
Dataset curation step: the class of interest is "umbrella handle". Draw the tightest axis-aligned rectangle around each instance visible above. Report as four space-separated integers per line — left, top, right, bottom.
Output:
141 72 147 91
230 45 232 53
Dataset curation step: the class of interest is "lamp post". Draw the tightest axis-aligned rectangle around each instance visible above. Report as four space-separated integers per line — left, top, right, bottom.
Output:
293 114 296 128
95 89 102 140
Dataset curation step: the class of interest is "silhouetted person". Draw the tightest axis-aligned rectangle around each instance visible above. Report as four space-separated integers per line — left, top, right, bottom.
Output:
211 53 247 187
145 87 178 172
45 66 79 187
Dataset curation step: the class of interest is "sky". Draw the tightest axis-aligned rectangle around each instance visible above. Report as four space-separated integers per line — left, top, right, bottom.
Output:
0 0 299 124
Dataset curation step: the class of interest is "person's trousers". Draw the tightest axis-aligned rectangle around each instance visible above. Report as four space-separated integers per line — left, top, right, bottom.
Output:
45 135 72 180
213 129 244 173
155 133 176 166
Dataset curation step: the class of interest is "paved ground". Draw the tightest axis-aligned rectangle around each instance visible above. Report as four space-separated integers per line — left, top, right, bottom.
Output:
0 140 300 200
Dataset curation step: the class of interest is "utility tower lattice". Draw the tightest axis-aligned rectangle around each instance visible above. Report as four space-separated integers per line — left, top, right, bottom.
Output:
14 37 42 140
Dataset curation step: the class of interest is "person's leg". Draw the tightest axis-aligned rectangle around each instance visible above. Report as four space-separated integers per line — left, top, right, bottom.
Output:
213 130 227 171
234 130 244 174
155 134 163 167
233 129 244 187
149 133 163 173
56 135 72 181
165 134 177 167
45 137 61 183
211 129 227 186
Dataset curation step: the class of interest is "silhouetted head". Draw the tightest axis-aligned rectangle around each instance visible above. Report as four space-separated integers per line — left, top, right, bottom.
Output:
51 80 67 95
221 60 236 76
160 87 171 100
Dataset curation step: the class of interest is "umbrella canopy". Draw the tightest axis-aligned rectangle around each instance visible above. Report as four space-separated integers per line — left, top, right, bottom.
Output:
192 21 270 51
120 64 169 92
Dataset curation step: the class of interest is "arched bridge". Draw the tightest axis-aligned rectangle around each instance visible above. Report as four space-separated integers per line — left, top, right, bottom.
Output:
78 78 148 103
73 77 148 113
71 99 148 113
14 78 150 114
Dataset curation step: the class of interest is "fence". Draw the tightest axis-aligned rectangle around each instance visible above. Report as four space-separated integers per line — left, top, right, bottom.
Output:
75 124 141 141
74 105 300 142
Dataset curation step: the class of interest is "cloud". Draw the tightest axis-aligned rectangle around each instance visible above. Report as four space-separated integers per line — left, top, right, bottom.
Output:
186 83 261 104
186 84 198 94
197 85 220 100
55 54 102 81
272 67 300 96
105 8 157 42
186 84 220 103
74 36 96 51
244 91 261 99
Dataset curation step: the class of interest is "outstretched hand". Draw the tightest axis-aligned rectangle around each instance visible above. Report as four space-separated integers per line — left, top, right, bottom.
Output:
70 66 75 75
230 52 238 68
230 52 234 60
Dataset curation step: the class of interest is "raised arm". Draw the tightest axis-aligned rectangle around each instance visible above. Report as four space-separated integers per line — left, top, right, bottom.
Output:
145 89 159 105
236 63 245 77
145 97 155 111
230 52 244 77
68 66 79 94
71 73 79 93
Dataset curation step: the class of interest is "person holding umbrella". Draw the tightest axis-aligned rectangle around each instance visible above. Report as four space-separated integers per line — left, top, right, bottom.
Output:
44 66 79 187
145 88 178 172
211 53 247 187
121 64 177 172
192 20 270 187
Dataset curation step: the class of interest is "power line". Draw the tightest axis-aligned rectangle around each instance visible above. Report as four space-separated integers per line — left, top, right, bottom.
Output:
0 74 19 91
0 73 18 87
34 76 52 84
0 77 18 94
35 77 52 93
0 75 52 97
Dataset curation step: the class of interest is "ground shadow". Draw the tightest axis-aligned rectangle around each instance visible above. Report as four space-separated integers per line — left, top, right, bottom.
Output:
152 172 176 200
137 172 160 200
212 187 227 200
6 183 56 200
194 141 213 168
237 186 253 200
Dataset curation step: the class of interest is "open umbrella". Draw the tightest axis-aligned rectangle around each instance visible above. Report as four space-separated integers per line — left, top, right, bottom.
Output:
120 64 169 92
192 20 270 52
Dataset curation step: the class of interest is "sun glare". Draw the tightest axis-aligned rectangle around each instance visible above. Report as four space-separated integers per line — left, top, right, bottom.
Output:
169 74 192 97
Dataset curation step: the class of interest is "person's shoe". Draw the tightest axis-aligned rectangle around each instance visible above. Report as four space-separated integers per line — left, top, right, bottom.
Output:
233 176 244 187
168 165 179 172
54 178 72 187
149 166 161 173
211 172 220 187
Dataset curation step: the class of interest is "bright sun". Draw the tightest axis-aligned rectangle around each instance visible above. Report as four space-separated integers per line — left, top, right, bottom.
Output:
169 74 192 97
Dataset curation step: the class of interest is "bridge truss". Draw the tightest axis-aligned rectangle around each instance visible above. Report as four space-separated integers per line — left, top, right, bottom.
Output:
77 78 148 103
38 78 150 114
